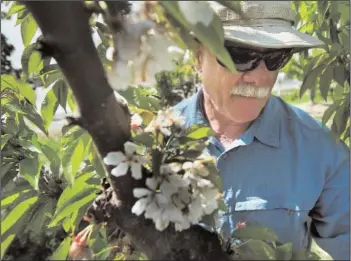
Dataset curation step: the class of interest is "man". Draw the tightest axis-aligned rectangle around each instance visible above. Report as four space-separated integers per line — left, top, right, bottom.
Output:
173 1 350 260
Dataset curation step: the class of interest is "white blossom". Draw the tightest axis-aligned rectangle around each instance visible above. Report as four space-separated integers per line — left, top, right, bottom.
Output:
183 160 210 177
106 46 115 61
200 188 219 215
107 16 184 90
155 217 170 231
132 197 152 216
187 196 204 224
103 141 146 179
131 113 143 129
183 172 214 188
146 176 159 190
145 110 185 136
133 187 153 198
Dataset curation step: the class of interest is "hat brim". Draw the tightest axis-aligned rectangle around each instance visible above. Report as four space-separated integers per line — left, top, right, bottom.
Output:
223 24 325 49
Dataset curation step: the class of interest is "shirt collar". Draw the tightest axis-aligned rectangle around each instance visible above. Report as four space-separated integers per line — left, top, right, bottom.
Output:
186 88 281 148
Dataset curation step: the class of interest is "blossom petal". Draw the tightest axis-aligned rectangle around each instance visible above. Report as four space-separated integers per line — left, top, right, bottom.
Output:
163 205 183 223
203 200 218 215
160 127 172 136
132 198 150 216
160 180 178 198
145 201 162 220
146 177 159 190
182 162 193 170
197 178 213 188
175 218 191 232
154 218 169 231
169 174 189 188
131 162 142 180
124 141 138 155
111 163 129 177
155 193 170 208
133 188 152 198
103 152 126 166
131 113 143 127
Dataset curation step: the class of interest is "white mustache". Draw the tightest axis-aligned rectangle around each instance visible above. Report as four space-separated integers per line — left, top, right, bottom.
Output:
230 84 270 99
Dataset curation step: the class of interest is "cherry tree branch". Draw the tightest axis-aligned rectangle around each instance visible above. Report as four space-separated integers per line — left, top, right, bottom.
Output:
21 1 231 260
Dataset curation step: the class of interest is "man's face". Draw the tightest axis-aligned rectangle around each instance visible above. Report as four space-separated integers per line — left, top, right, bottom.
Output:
197 43 280 124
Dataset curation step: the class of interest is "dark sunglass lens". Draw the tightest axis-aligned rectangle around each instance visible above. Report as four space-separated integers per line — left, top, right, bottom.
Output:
218 47 261 72
265 49 293 71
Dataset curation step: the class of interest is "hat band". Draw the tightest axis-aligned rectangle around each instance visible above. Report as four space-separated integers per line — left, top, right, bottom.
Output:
222 18 292 27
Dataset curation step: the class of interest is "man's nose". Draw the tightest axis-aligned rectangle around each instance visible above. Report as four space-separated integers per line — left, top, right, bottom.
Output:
241 61 271 86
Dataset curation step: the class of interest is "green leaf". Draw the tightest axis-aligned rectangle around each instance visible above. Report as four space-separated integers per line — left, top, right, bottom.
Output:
160 1 235 72
334 104 348 135
186 125 214 139
88 146 107 178
300 64 326 97
133 133 155 147
71 139 86 181
95 22 110 47
6 2 26 18
276 243 293 260
49 173 98 227
49 236 72 261
28 197 55 235
41 88 60 129
232 225 279 243
28 51 44 76
19 157 42 190
22 101 48 135
40 142 61 175
333 64 346 86
21 13 38 47
21 43 37 79
62 217 71 233
52 79 68 112
1 134 12 150
41 64 62 87
48 191 96 227
1 189 32 207
217 199 227 212
329 43 343 56
1 74 36 105
1 234 16 260
16 9 29 25
319 65 334 101
322 102 339 125
238 239 276 260
61 127 87 183
67 88 77 112
1 196 38 236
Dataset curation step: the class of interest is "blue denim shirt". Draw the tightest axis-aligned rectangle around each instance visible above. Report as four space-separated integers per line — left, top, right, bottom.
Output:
173 89 350 260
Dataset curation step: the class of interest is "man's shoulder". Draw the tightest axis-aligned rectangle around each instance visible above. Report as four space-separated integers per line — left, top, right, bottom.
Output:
272 95 327 133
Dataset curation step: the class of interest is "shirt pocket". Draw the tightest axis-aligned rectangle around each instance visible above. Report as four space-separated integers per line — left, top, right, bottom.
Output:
227 197 311 249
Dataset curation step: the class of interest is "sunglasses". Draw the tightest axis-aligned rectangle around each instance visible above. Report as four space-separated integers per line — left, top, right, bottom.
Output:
217 43 294 72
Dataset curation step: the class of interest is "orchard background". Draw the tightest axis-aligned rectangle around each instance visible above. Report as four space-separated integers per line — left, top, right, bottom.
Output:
1 1 349 260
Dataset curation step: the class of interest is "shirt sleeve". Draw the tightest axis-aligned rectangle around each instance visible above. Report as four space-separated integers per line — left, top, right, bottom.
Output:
309 139 350 260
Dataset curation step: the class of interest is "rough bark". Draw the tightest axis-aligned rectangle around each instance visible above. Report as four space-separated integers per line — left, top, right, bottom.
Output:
21 1 231 260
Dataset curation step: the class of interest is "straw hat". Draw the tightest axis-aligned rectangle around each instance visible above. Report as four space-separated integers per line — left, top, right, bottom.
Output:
209 1 324 49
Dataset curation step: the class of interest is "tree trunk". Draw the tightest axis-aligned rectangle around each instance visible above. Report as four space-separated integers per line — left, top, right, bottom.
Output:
21 1 230 260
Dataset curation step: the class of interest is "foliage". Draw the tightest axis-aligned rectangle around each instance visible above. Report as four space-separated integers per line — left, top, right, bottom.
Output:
282 1 350 145
1 0 348 260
